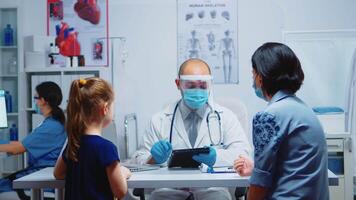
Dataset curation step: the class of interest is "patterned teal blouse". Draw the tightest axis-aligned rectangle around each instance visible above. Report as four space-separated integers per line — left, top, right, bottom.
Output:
250 90 329 200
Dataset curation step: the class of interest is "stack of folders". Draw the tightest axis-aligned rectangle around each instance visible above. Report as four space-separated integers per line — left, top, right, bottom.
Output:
312 106 345 133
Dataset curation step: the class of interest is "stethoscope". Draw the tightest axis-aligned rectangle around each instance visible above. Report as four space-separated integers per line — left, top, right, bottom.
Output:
169 100 224 147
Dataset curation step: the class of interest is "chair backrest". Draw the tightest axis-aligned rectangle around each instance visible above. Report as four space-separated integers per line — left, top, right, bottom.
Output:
214 97 249 134
102 122 119 147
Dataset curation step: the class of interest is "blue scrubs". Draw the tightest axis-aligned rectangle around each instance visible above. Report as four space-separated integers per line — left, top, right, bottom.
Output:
0 116 66 193
250 90 329 200
22 117 66 167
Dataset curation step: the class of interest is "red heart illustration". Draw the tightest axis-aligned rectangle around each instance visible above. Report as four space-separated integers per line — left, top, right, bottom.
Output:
59 32 81 57
55 22 69 47
74 0 100 25
74 1 86 13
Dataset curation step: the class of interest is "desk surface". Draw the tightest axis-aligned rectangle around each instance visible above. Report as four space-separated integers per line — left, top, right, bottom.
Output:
128 168 249 188
13 167 339 189
13 167 249 189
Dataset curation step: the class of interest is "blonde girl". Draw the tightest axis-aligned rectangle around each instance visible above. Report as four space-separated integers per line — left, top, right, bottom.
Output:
54 77 131 200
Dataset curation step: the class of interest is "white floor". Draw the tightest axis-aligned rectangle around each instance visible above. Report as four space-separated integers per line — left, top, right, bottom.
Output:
0 191 21 200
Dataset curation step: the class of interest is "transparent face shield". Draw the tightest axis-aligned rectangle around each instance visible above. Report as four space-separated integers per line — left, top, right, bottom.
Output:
177 75 224 146
179 75 212 91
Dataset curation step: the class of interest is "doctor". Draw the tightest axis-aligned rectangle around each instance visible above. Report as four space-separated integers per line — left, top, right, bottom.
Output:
133 58 251 200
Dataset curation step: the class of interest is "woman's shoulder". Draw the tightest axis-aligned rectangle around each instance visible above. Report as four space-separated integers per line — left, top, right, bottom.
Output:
256 95 318 132
252 97 299 126
43 117 64 127
35 117 65 134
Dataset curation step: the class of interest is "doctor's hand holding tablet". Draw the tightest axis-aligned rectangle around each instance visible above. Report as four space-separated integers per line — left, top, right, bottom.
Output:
148 139 217 168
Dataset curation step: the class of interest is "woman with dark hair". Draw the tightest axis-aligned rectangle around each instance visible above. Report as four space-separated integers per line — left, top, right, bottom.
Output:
234 43 329 199
0 81 67 200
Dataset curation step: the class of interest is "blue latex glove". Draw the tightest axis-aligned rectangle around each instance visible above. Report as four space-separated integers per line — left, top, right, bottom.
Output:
192 147 216 167
150 140 172 164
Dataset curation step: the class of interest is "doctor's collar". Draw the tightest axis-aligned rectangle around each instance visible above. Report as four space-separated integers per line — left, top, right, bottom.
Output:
179 100 207 119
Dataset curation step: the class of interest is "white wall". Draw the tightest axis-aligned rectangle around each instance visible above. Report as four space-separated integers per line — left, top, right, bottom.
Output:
18 0 356 158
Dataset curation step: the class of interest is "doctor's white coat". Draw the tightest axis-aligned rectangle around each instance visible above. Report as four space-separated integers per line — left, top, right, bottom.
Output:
133 101 251 166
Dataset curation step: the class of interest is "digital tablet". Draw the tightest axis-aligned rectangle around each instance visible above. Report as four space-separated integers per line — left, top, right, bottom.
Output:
168 147 210 168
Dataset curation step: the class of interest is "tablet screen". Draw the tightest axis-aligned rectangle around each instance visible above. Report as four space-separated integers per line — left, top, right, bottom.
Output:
168 147 210 168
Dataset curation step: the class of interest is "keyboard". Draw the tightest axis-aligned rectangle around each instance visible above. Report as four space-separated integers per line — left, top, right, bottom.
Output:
121 163 160 172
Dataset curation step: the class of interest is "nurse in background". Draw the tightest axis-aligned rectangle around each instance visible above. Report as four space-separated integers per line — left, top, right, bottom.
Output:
0 81 67 199
234 42 329 200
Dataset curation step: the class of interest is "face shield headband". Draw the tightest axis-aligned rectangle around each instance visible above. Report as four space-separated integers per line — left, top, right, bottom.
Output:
179 75 213 90
179 75 213 109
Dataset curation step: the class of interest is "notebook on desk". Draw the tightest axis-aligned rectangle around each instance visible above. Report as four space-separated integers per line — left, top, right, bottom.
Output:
121 163 160 172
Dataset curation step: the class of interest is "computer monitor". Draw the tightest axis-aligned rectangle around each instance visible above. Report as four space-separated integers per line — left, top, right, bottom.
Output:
0 90 8 128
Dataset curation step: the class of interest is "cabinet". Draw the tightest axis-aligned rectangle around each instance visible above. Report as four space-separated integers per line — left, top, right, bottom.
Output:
326 133 353 200
23 67 109 123
0 7 22 176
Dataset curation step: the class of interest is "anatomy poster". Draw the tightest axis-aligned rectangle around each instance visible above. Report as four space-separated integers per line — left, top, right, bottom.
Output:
177 0 238 84
47 0 108 66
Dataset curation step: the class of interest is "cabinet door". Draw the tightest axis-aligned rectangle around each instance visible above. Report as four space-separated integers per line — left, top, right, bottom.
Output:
329 176 345 200
327 139 344 152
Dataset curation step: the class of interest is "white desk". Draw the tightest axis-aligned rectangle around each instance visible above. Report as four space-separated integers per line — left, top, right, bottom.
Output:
13 167 339 200
128 168 249 188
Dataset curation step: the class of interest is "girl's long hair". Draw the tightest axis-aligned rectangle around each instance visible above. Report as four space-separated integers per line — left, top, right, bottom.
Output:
66 77 114 162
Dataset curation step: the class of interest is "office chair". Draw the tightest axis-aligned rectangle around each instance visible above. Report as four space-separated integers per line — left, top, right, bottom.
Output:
133 188 145 200
215 97 250 200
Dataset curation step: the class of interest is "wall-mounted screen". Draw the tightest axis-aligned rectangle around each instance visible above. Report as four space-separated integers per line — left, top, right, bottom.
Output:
0 90 8 128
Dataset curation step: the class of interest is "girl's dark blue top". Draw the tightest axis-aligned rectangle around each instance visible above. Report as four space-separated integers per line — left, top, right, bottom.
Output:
63 135 120 200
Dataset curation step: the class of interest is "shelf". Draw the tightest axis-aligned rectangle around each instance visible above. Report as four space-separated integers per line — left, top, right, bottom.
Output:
25 66 108 73
326 132 351 139
7 112 18 116
0 46 17 49
0 74 17 78
0 7 22 179
0 170 17 175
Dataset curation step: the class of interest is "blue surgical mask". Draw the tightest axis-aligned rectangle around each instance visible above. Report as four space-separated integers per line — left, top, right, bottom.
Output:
34 103 42 114
183 89 208 109
253 79 267 101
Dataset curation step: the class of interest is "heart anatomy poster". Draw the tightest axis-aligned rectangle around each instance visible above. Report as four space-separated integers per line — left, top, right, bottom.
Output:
177 0 238 84
47 0 108 66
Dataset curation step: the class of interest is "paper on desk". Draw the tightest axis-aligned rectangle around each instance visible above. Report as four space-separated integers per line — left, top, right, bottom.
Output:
199 164 236 173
